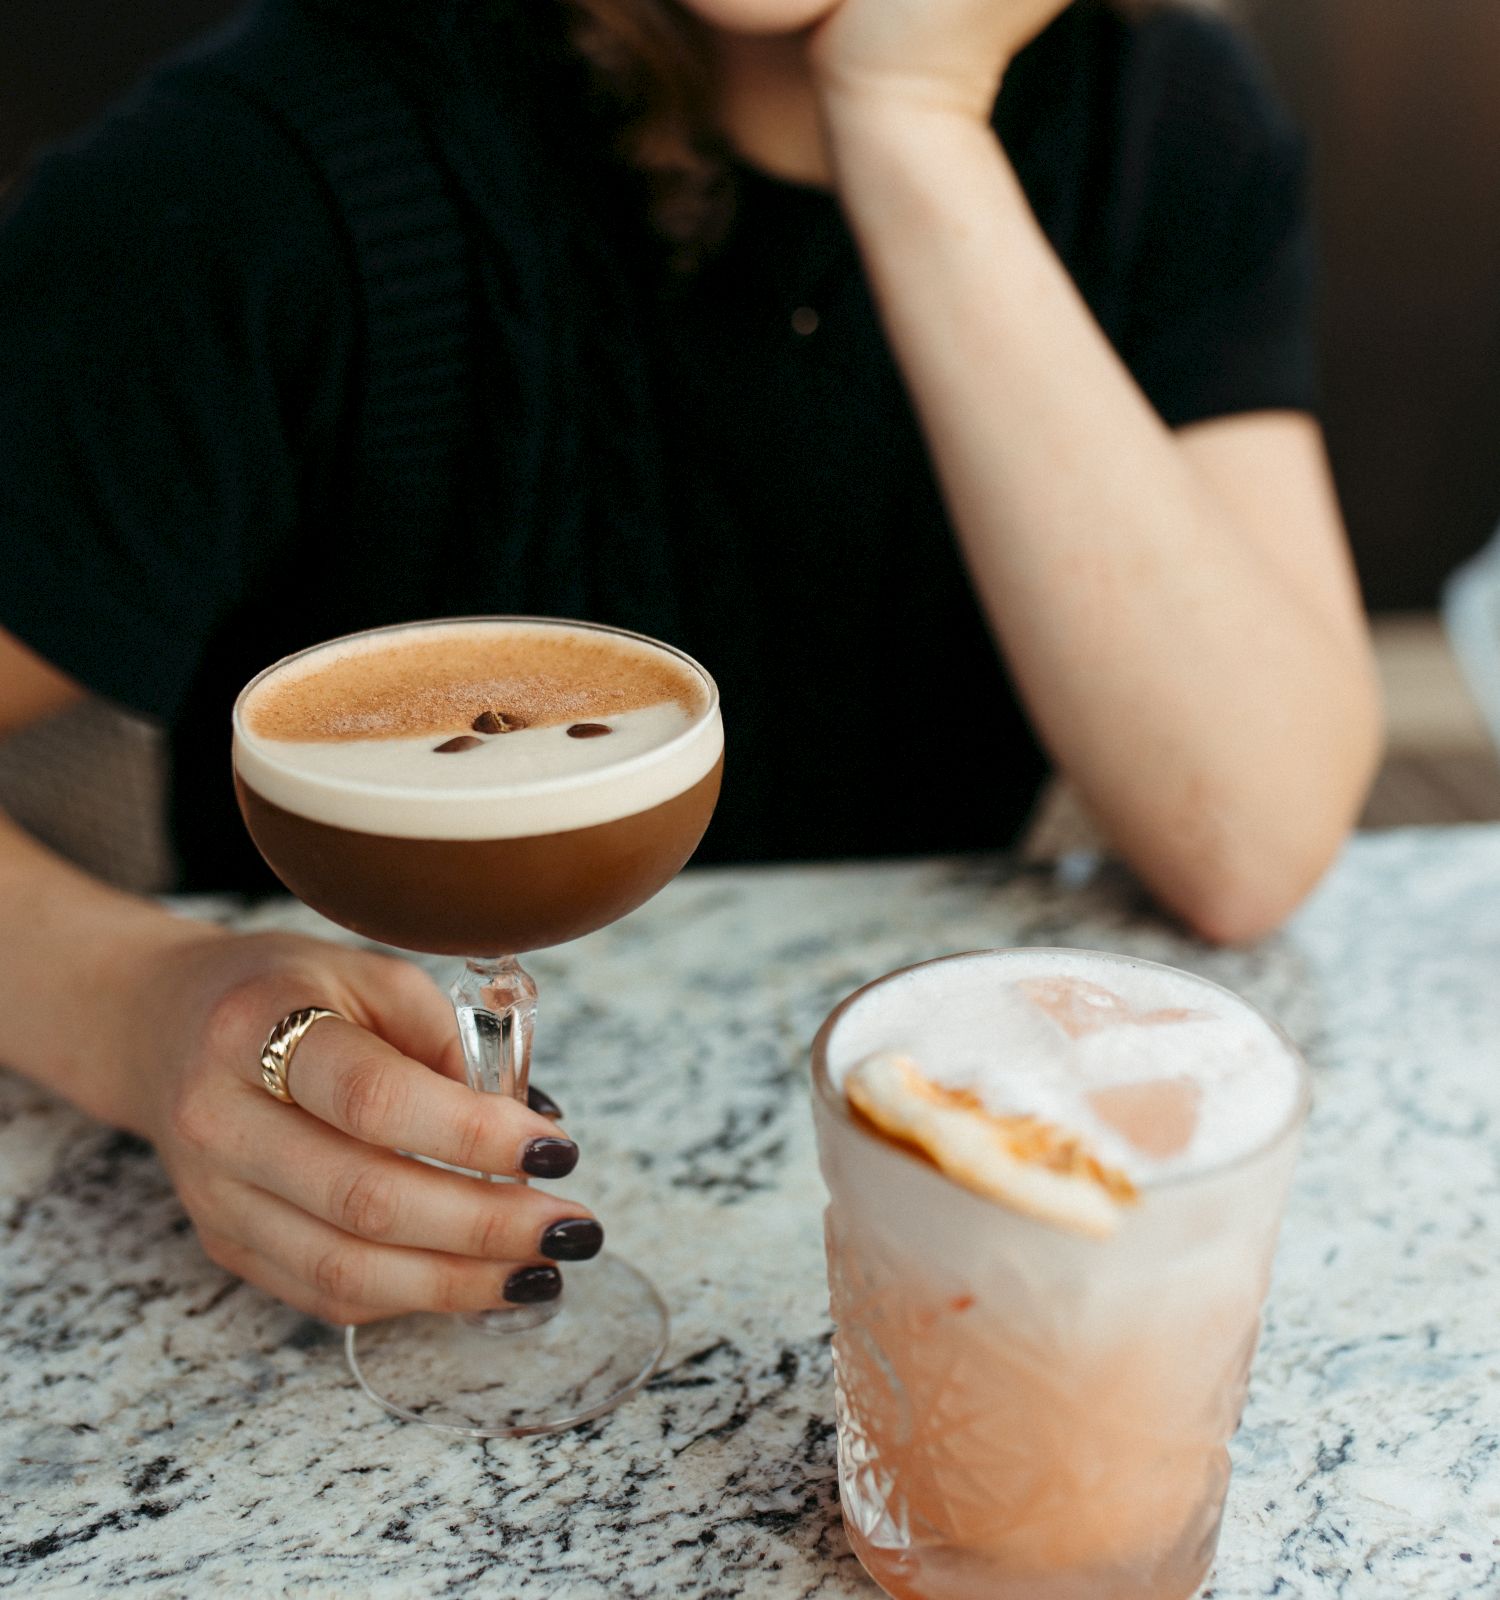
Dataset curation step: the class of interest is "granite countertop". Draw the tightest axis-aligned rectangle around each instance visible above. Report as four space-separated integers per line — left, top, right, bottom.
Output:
2 828 1498 1598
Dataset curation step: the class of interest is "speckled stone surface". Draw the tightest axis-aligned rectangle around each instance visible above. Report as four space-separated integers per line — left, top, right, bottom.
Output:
2 829 1497 1598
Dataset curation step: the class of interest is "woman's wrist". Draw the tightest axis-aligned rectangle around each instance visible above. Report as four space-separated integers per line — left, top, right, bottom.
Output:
806 0 1053 133
0 813 224 1133
85 907 228 1136
812 58 1008 144
818 89 1027 244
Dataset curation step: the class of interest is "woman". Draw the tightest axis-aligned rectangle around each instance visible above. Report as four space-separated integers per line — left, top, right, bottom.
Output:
0 0 1380 1323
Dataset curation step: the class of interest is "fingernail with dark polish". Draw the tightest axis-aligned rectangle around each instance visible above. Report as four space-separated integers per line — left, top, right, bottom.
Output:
540 1217 604 1261
504 1264 563 1304
526 1084 564 1120
522 1136 579 1179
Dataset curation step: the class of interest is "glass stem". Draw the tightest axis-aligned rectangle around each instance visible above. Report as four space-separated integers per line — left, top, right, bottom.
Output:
451 955 557 1333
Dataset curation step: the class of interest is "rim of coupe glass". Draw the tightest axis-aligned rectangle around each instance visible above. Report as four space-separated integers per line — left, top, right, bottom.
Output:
231 615 721 800
811 947 1312 1193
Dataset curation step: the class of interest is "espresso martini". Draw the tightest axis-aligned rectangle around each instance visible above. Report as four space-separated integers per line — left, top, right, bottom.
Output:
233 618 722 954
231 617 723 1437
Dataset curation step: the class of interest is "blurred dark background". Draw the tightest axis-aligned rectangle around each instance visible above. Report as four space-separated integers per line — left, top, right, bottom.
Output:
4 0 1499 611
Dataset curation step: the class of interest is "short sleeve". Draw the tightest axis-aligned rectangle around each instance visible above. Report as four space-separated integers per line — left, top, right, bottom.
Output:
1113 12 1317 429
0 79 350 721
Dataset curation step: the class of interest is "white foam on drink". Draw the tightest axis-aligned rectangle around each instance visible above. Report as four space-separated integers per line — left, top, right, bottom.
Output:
233 620 722 839
826 949 1303 1184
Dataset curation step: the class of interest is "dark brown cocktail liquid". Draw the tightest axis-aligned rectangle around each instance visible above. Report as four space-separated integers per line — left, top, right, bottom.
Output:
233 620 722 954
235 761 721 954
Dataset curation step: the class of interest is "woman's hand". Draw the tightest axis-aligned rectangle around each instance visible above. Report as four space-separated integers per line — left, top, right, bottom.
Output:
118 929 598 1324
808 0 1071 122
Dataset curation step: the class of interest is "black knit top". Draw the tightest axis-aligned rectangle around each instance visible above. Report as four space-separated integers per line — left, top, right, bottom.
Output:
0 0 1315 892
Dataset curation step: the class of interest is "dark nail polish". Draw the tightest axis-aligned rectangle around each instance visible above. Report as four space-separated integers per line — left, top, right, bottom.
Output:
526 1084 564 1120
504 1264 563 1304
540 1217 604 1262
522 1136 578 1179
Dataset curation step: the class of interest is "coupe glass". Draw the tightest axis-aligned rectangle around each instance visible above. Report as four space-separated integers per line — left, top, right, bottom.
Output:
232 617 722 1436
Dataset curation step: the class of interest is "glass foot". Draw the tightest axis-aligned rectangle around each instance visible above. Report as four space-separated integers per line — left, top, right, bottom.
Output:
345 1254 668 1438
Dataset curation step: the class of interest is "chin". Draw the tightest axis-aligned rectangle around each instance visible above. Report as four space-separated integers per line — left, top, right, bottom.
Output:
673 0 837 35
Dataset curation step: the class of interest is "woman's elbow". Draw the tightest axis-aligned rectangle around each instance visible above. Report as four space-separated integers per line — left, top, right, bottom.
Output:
1169 715 1385 946
1173 853 1334 947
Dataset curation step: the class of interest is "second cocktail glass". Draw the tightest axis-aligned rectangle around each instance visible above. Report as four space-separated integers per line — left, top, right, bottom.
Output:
811 950 1310 1600
232 617 723 1436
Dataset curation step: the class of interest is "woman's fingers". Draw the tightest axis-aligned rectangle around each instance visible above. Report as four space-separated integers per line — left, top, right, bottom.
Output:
350 955 566 1114
341 952 468 1082
153 937 594 1327
212 1184 566 1320
526 1083 565 1119
201 1232 555 1327
270 1015 575 1178
198 1232 376 1326
227 1091 601 1261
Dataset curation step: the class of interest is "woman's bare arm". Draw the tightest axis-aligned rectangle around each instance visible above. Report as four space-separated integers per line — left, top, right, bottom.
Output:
796 6 1380 942
0 626 596 1319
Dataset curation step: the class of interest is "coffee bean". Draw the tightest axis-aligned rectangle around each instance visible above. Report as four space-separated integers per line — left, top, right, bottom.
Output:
473 709 526 734
566 723 612 739
434 735 484 753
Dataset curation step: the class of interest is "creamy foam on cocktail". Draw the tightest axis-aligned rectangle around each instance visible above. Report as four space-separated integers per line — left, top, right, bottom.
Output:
235 619 721 839
233 619 723 955
830 949 1300 1188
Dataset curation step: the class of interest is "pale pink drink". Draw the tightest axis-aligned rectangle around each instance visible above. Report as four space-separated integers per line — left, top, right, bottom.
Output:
810 949 1309 1600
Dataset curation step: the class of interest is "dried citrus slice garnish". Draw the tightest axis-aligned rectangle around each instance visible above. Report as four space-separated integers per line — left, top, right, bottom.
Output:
845 1052 1137 1239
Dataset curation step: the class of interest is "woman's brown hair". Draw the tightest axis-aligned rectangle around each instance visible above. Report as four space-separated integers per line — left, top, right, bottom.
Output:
561 1 728 269
561 0 1207 266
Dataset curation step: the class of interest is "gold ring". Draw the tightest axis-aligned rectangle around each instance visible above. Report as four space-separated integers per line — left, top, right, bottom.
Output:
260 1007 340 1104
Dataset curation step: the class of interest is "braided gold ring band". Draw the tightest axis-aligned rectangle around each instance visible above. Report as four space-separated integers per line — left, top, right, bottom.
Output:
260 1007 341 1104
